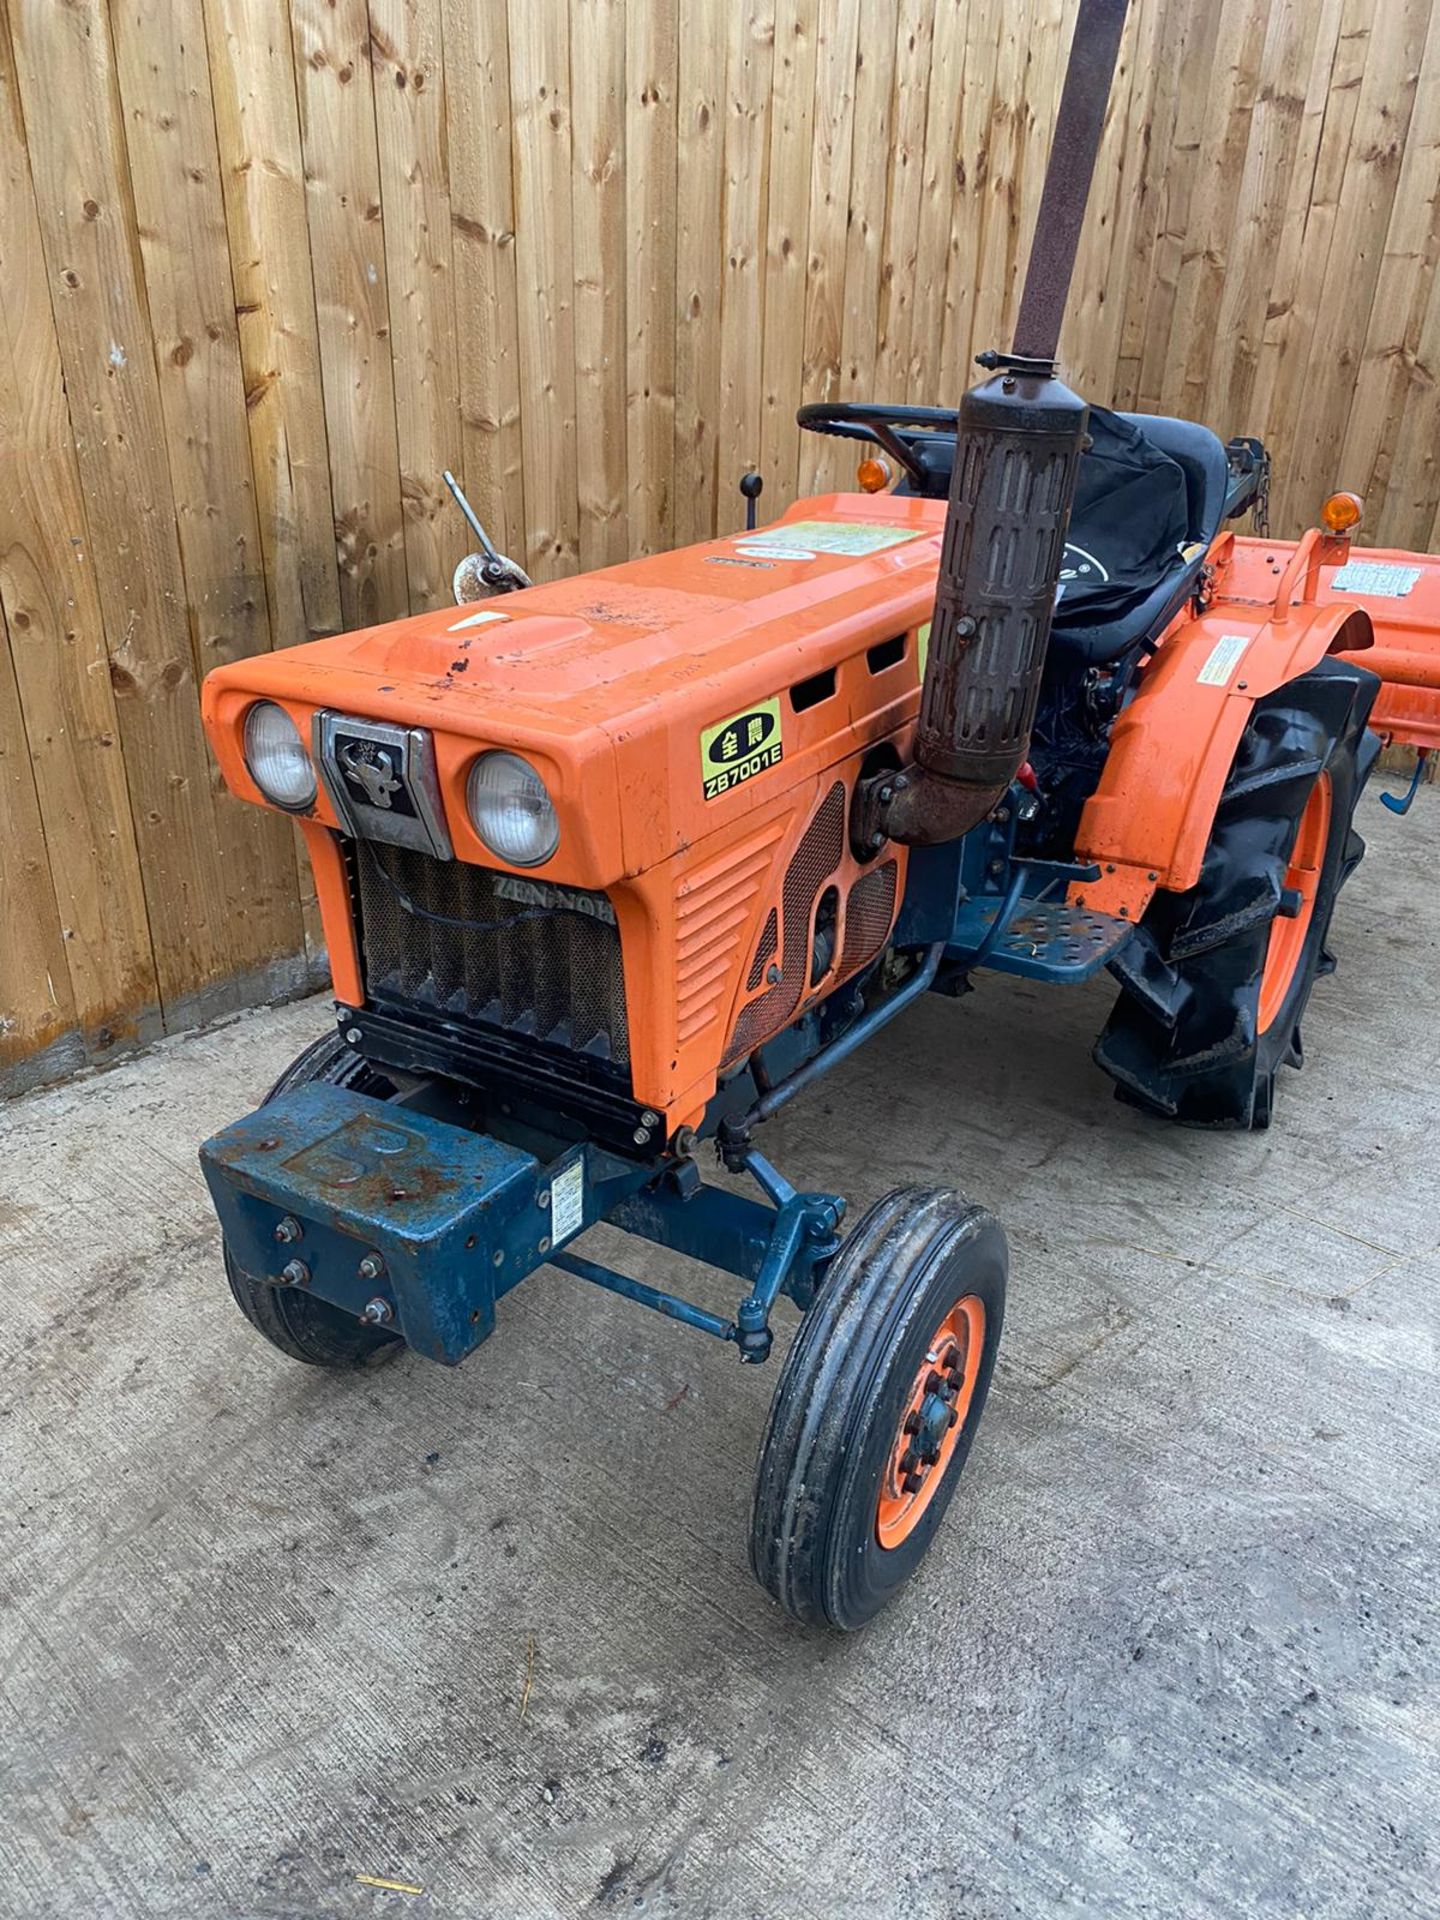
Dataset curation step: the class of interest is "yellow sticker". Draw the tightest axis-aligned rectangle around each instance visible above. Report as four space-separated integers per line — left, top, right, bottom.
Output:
700 697 783 800
917 620 932 680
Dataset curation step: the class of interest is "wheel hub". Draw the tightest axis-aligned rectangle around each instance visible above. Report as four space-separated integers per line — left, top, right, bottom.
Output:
877 1297 987 1548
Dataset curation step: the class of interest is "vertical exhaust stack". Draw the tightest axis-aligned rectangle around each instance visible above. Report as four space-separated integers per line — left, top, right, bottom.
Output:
860 0 1130 850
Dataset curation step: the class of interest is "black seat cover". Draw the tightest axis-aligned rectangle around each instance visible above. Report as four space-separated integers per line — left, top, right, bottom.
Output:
1049 408 1231 666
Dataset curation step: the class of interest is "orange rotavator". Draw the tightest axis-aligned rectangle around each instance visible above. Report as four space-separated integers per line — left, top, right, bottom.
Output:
197 0 1440 1629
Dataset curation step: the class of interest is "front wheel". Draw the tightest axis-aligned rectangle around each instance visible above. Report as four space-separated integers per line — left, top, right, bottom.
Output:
750 1188 1007 1630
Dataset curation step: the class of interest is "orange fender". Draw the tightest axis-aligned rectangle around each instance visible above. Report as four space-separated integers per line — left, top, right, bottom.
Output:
1072 597 1372 922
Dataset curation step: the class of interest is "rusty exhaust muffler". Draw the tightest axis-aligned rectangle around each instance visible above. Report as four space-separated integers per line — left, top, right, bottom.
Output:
858 0 1129 851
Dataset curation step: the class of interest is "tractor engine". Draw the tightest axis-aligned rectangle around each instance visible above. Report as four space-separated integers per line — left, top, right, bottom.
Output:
202 494 951 1149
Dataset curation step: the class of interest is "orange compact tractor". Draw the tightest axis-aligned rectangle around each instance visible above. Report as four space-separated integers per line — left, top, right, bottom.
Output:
198 0 1440 1627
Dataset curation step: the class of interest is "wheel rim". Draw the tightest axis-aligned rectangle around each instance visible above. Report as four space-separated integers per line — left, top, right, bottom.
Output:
876 1296 986 1550
1258 773 1333 1035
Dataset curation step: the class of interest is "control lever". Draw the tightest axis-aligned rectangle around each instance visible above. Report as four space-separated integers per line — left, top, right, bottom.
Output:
1380 746 1430 816
443 470 533 600
739 470 764 532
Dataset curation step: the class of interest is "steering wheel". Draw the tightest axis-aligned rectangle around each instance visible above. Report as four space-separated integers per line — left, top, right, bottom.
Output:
796 401 959 495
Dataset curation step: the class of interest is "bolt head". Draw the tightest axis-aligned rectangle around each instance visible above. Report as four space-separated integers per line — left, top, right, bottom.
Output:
273 1216 302 1245
632 1126 651 1146
361 1296 393 1326
345 1027 363 1045
357 1251 385 1282
280 1258 310 1288
537 1189 551 1210
492 1249 505 1268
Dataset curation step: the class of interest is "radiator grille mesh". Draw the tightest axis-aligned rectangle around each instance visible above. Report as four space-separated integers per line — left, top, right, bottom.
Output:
725 783 846 1066
353 842 629 1064
746 910 779 991
839 861 898 975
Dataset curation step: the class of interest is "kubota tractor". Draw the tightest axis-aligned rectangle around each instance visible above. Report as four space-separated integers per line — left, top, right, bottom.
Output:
196 0 1440 1627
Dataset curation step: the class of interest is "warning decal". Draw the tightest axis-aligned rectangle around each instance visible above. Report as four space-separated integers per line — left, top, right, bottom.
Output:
735 519 925 560
1196 633 1251 687
550 1153 585 1246
701 696 784 800
1330 560 1422 599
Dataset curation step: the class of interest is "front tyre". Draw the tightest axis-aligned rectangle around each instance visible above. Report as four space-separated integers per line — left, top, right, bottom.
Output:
1095 657 1380 1128
750 1188 1007 1630
222 1033 404 1369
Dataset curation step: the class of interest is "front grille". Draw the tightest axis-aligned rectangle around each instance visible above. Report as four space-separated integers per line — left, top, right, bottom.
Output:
352 841 630 1065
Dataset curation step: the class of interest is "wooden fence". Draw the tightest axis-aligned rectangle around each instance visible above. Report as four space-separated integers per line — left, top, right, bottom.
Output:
2 0 1437 1093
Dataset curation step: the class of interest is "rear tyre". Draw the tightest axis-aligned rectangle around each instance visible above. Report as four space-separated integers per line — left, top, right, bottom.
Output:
750 1187 1006 1630
223 1034 404 1369
1095 657 1380 1128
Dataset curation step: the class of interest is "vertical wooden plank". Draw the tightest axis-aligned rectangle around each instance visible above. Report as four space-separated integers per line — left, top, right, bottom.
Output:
796 0 861 498
508 0 580 579
1111 0 1190 408
0 11 159 1063
1059 0 1150 401
836 0 898 420
0 602 79 1091
1196 0 1317 434
1285 0 1430 525
1242 0 1364 524
871 0 935 400
110 0 304 982
569 0 628 570
716 0 777 531
12 0 290 1026
757 0 818 506
1335 0 1440 542
1133 0 1228 412
204 0 342 648
625 0 679 554
908 0 969 401
441 0 526 560
672 0 727 542
1159 0 1270 421
369 0 467 610
291 0 408 626
938 0 1001 384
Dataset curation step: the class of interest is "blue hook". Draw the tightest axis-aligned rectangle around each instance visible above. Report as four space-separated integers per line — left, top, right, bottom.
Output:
1380 748 1430 816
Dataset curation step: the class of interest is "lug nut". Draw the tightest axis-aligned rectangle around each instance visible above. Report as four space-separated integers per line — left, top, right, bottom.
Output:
361 1297 393 1326
274 1216 302 1245
358 1251 386 1281
280 1258 310 1288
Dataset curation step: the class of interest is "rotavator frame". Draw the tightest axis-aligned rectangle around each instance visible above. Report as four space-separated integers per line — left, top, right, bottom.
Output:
195 0 1440 1627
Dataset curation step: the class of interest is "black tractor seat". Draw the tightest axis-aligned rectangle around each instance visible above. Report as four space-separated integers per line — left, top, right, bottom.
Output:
893 406 1233 668
1053 411 1231 667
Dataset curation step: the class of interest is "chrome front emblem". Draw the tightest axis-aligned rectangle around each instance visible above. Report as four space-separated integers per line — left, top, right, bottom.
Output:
339 738 404 811
314 712 453 859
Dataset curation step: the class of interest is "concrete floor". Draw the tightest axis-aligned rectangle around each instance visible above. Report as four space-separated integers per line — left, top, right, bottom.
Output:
2 782 1438 1920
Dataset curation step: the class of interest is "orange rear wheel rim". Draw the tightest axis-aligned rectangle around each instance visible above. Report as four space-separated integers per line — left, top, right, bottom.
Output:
876 1296 986 1550
1257 773 1333 1034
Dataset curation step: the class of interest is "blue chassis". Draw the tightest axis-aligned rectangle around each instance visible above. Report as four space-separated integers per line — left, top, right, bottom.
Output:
201 806 1133 1368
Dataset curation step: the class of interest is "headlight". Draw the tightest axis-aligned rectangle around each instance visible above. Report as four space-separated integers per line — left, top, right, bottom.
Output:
466 751 559 867
243 701 316 811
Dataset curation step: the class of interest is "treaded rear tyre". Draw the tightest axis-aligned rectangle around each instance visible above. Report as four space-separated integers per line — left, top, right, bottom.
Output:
223 1034 405 1369
1095 657 1380 1128
750 1187 1006 1630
